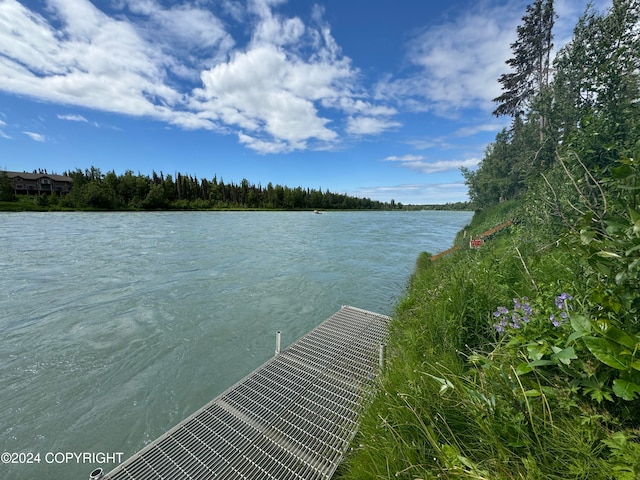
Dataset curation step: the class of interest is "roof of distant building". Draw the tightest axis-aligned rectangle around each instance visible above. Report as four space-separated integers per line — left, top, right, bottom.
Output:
3 171 73 182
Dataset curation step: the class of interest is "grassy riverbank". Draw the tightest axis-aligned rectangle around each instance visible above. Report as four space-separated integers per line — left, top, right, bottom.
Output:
337 191 640 478
337 5 640 475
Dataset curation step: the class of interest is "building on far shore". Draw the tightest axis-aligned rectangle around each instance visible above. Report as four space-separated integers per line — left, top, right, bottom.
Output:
2 171 73 195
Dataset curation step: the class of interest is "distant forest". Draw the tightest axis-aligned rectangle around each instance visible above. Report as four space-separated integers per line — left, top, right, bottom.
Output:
1 167 469 211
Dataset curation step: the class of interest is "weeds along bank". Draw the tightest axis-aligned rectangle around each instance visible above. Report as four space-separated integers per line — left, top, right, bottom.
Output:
335 0 640 474
338 184 640 478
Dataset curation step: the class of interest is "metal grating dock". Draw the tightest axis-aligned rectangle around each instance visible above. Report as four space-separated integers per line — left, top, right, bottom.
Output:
101 305 390 480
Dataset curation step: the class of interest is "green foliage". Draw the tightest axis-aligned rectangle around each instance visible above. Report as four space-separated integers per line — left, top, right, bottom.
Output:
454 199 519 243
4 167 470 211
343 225 597 477
28 166 394 211
603 432 640 479
341 187 640 478
0 170 16 201
340 3 640 476
462 129 518 208
467 0 640 212
344 159 640 477
568 158 640 320
341 143 640 478
493 0 555 118
555 0 640 168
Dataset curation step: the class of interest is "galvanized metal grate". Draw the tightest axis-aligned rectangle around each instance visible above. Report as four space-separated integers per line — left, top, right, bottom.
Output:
102 305 390 480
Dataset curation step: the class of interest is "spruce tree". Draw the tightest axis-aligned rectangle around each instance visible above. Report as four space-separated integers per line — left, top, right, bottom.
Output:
493 0 555 119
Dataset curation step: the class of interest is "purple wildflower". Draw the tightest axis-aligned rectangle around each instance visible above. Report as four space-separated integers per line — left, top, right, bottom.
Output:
493 298 536 333
494 317 508 333
555 293 573 310
493 306 510 333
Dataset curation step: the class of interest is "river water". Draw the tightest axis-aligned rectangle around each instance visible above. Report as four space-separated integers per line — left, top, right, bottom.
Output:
0 210 472 479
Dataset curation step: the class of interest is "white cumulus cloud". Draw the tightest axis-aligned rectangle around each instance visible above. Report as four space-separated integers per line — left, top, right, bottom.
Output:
194 44 340 152
0 0 192 124
375 0 521 116
346 116 401 136
0 0 400 155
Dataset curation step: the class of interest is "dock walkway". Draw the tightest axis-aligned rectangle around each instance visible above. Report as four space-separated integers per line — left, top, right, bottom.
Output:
99 305 390 480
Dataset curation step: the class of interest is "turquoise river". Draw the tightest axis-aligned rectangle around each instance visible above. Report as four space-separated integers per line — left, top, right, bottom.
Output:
0 210 472 479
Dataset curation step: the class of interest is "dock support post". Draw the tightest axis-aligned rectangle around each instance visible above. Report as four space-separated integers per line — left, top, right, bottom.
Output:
89 468 104 480
275 331 281 356
379 343 386 372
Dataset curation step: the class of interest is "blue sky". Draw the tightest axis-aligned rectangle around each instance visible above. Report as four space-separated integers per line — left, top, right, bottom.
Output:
0 0 610 204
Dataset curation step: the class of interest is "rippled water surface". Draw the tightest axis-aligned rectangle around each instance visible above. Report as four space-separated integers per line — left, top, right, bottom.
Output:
0 210 472 479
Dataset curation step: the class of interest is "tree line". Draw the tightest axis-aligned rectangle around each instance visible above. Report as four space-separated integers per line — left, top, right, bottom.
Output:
2 167 471 211
463 0 639 211
24 167 396 210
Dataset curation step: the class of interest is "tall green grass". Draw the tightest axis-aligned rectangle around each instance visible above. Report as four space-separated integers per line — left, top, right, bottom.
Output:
338 198 639 479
